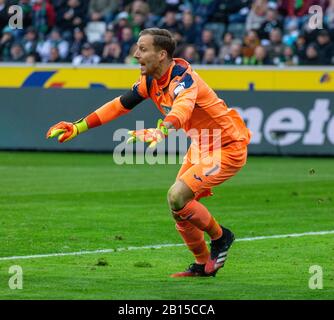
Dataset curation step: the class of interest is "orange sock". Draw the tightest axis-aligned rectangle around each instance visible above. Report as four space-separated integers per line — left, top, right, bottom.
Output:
174 200 223 240
176 221 210 264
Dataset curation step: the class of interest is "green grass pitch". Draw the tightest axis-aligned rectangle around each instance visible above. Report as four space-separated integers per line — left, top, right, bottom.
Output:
0 151 333 300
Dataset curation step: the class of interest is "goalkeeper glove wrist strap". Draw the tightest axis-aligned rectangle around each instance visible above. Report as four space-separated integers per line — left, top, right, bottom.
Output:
73 118 89 134
157 119 168 137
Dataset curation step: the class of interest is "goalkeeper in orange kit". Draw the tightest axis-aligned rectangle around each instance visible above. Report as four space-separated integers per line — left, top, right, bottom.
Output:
47 28 251 277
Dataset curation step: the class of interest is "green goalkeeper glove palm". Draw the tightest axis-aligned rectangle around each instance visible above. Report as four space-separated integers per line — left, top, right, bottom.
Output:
127 119 168 148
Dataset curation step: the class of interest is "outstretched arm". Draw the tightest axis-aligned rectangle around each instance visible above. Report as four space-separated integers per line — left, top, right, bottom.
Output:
47 89 145 143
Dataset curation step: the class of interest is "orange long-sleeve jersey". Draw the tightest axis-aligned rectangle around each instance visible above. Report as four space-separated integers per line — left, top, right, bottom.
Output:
85 58 251 152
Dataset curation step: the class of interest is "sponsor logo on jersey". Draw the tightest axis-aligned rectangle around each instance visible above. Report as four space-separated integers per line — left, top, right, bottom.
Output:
174 81 185 96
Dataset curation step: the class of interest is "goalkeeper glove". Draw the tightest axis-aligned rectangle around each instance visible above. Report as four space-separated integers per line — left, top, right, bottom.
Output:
127 119 168 148
46 118 88 143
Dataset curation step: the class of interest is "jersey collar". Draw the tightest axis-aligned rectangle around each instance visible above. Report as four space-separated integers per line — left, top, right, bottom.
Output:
157 61 175 89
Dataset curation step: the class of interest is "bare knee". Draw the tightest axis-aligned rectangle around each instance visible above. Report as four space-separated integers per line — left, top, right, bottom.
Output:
167 180 194 211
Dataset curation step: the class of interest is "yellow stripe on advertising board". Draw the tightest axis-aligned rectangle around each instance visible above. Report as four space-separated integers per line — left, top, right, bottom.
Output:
271 70 334 91
195 69 275 90
0 65 333 91
0 67 35 87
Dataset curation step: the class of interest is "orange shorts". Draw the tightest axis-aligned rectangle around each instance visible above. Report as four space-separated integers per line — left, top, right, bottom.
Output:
176 142 248 199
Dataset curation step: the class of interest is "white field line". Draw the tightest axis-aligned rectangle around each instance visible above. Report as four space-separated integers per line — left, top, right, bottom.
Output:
1 230 334 262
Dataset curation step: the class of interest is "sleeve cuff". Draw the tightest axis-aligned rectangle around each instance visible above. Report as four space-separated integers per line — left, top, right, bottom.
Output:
85 112 102 129
164 115 181 130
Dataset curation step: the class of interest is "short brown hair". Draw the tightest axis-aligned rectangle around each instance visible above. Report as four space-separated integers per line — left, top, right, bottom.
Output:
139 28 176 59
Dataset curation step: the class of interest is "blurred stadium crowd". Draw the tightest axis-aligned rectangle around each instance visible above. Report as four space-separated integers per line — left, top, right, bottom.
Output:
0 0 333 65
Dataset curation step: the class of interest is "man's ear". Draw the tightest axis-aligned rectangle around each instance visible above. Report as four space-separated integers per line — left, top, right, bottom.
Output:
159 50 168 61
